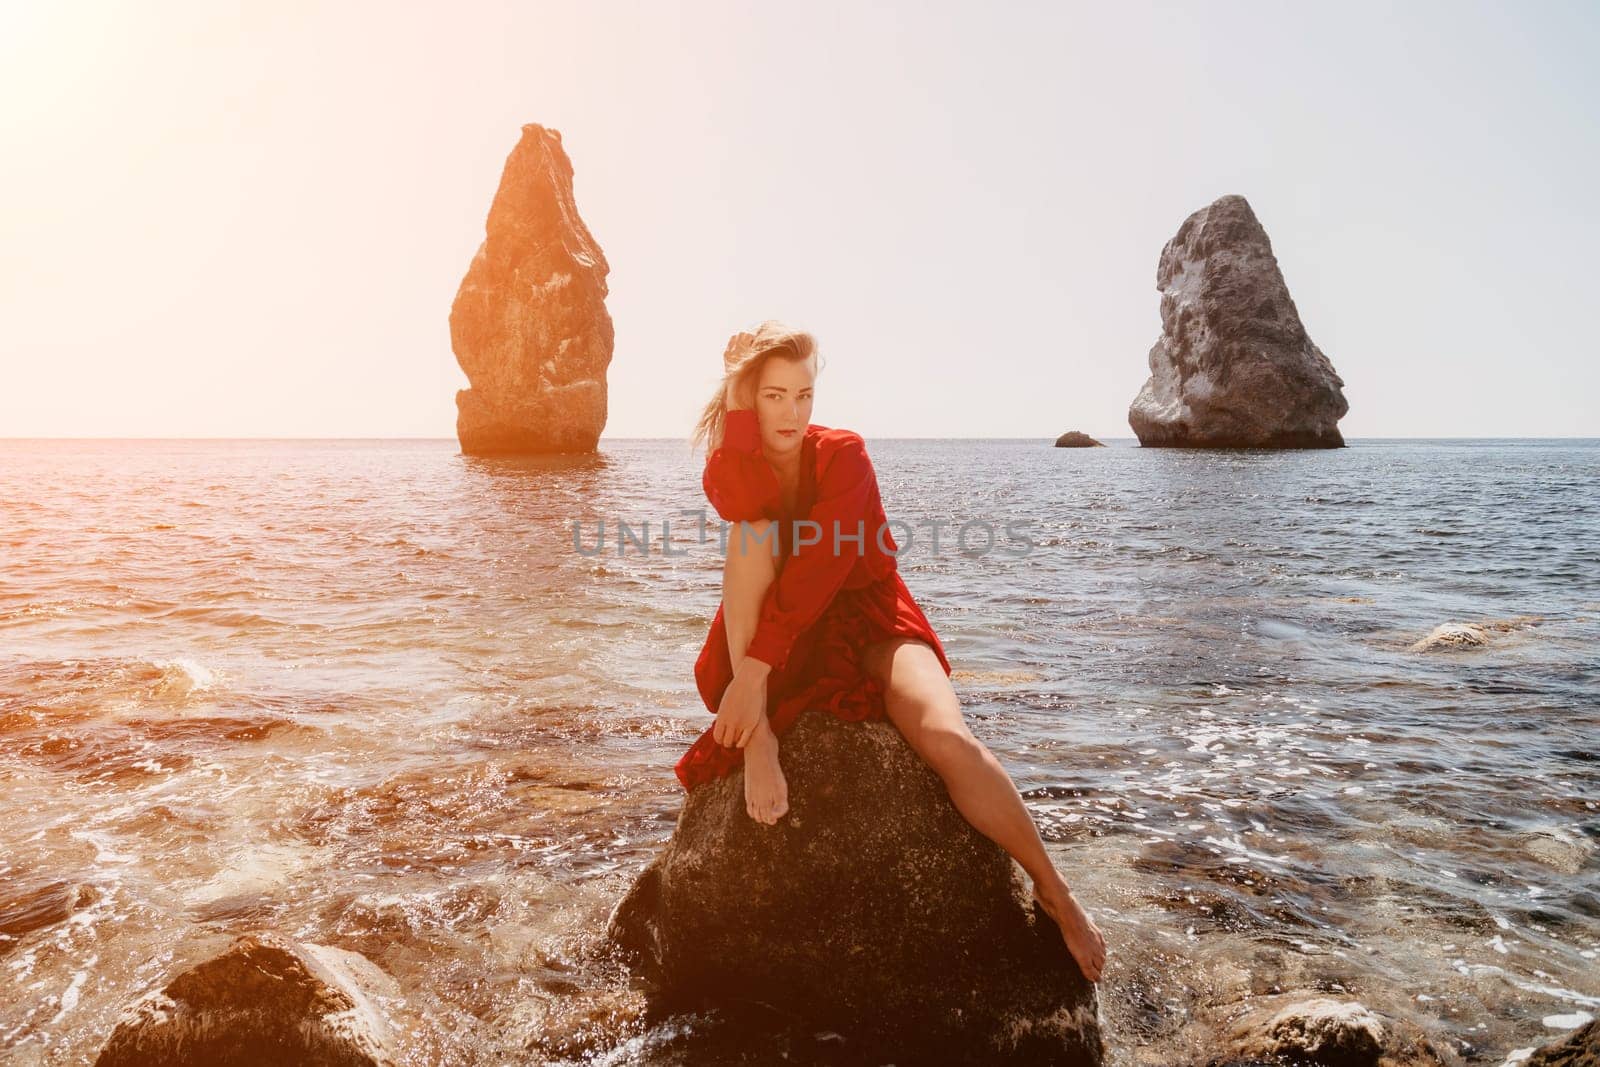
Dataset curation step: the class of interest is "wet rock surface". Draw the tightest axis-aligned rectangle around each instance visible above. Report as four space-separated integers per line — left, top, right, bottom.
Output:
1520 1017 1600 1066
94 932 406 1067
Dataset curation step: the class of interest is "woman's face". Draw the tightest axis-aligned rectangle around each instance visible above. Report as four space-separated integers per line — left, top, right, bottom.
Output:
753 356 815 457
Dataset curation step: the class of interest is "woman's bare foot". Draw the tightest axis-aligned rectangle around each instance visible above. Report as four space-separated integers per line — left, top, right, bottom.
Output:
742 720 789 825
1032 876 1107 983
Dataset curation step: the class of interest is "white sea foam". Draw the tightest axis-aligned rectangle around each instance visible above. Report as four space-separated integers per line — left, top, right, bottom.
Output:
153 656 220 698
47 955 96 1025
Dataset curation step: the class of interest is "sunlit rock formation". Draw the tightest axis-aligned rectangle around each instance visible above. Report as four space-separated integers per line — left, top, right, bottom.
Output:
451 123 613 455
1129 194 1348 448
94 933 403 1066
605 711 1104 1065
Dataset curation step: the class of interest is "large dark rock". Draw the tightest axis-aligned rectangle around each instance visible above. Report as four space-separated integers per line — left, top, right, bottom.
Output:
451 123 614 455
94 932 402 1066
606 711 1104 1065
1128 194 1348 448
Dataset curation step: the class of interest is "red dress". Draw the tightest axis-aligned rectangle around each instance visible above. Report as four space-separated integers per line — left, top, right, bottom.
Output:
674 409 952 791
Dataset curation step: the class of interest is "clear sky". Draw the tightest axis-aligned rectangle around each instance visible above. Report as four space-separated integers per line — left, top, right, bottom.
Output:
2 0 1596 439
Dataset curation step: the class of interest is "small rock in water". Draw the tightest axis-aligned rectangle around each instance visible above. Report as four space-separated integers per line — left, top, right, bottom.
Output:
1519 826 1596 875
1222 995 1388 1066
1519 1016 1600 1066
1409 623 1490 652
94 932 408 1066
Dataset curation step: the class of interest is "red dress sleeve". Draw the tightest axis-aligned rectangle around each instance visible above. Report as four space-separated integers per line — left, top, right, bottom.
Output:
744 432 880 673
702 409 781 522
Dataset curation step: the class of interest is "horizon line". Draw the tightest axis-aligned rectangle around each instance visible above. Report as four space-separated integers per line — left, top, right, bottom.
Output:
3 435 1598 443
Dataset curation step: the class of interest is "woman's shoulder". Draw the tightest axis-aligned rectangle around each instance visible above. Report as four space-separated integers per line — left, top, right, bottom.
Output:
806 425 870 460
805 424 873 480
805 423 866 451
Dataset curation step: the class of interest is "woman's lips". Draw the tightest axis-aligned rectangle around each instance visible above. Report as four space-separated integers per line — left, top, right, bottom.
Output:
777 429 798 437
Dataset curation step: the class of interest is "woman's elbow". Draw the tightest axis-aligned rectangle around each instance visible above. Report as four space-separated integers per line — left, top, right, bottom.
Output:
722 517 783 571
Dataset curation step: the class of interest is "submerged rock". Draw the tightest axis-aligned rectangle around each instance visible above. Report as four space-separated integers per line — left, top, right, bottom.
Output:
1519 1017 1599 1066
1055 431 1105 447
451 122 614 455
1129 194 1348 449
606 711 1104 1065
1409 622 1491 652
1519 826 1597 875
0 877 100 954
1217 996 1388 1066
94 932 402 1066
1410 615 1545 652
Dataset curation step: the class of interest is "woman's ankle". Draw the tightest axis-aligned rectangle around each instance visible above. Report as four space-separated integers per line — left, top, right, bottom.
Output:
747 718 778 750
1031 868 1073 901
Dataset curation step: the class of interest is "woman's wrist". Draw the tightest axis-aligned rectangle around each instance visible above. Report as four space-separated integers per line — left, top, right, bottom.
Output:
734 655 772 680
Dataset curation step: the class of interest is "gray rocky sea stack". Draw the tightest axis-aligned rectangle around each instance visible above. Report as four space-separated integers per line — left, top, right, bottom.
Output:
605 711 1104 1065
1129 194 1348 448
451 123 613 455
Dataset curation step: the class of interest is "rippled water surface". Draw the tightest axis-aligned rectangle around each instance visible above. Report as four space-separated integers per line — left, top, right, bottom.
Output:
1 437 1596 1065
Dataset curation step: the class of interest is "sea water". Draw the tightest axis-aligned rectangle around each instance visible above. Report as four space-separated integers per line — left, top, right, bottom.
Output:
1 437 1595 1064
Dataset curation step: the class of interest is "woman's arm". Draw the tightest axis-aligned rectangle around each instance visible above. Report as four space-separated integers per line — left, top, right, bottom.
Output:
703 409 781 522
710 509 782 747
702 403 784 748
742 432 880 674
721 522 779 674
712 535 776 748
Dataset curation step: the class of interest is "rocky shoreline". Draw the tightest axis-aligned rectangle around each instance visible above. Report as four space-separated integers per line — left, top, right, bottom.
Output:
71 704 1595 1065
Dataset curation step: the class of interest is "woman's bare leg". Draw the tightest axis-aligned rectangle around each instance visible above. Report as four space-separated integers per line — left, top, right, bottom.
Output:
721 519 789 824
863 636 1107 982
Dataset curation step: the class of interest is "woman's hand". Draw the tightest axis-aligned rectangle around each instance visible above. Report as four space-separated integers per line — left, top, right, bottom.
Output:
713 662 768 748
724 376 751 413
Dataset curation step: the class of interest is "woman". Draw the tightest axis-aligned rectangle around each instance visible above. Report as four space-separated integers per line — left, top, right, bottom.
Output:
675 321 1107 984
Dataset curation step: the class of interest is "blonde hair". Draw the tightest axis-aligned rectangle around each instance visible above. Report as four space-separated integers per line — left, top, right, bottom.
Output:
690 320 823 452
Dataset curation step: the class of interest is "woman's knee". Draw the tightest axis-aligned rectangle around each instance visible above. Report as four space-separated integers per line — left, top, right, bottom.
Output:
917 723 987 775
865 636 938 686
